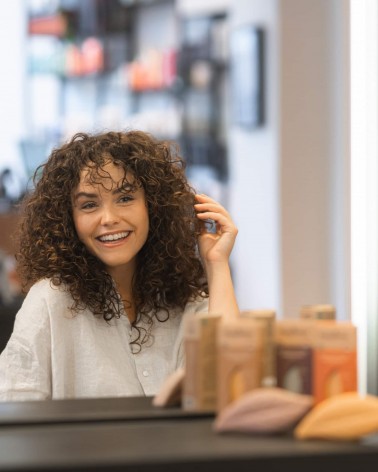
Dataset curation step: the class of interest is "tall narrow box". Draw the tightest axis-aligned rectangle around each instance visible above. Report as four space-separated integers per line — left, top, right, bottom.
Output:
182 312 222 411
275 320 315 395
313 321 357 404
241 309 276 387
217 318 265 412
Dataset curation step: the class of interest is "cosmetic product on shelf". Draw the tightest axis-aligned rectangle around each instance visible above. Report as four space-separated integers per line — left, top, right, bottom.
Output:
275 319 314 395
182 312 222 412
240 309 276 387
217 318 264 412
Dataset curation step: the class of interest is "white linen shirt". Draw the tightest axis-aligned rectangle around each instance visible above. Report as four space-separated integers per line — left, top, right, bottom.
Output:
0 279 208 401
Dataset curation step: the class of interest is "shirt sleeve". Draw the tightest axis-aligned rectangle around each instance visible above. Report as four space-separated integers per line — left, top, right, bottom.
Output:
0 283 52 401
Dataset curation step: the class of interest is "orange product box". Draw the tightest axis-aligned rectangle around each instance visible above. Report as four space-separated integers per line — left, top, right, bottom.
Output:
313 321 357 404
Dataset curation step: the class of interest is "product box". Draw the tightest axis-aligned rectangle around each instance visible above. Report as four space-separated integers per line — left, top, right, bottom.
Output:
300 304 336 320
182 312 222 411
312 321 357 404
216 318 265 412
275 319 315 395
241 309 276 387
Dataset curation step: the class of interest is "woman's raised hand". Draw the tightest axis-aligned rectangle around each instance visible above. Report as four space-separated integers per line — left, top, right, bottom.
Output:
194 193 238 266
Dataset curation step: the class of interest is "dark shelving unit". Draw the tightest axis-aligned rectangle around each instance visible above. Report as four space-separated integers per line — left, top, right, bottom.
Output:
25 0 230 188
177 13 229 181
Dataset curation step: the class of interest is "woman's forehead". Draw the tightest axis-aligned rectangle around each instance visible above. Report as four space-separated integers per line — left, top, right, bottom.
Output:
78 160 135 189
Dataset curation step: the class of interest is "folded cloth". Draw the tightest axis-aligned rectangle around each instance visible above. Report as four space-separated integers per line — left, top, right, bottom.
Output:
295 391 378 441
214 387 313 434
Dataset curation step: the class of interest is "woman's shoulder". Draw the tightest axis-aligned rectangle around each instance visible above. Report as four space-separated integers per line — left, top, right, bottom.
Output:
28 278 71 299
9 279 74 336
23 278 74 313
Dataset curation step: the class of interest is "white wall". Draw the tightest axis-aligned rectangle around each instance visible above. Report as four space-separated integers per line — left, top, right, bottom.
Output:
228 0 281 314
229 0 350 319
280 0 350 318
328 0 351 323
0 1 28 195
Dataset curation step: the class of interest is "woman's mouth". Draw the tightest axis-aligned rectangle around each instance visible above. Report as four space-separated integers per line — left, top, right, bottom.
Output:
97 231 131 243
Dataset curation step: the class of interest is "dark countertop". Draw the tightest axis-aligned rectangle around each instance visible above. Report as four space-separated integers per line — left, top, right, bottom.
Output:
0 395 212 426
0 396 377 471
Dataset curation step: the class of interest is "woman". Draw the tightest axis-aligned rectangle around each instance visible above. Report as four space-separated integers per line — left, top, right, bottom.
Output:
0 130 238 400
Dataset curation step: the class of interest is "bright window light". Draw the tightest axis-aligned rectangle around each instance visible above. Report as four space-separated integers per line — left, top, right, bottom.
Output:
350 0 378 394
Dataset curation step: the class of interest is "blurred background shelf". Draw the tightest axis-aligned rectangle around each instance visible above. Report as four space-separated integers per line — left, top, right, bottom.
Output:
23 0 229 190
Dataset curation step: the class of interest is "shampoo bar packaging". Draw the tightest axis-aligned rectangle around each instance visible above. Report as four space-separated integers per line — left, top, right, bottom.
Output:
216 318 265 412
313 321 357 404
275 320 315 395
300 304 336 320
182 312 222 412
241 309 276 387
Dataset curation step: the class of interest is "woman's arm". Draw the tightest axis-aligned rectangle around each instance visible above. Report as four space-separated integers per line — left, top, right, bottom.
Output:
194 194 239 319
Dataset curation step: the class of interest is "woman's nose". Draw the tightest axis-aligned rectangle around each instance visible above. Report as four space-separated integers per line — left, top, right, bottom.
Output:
100 205 120 225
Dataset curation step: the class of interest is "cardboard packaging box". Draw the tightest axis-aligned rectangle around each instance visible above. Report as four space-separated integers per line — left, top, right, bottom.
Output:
182 312 222 411
217 318 265 412
313 321 357 404
275 320 315 395
300 304 336 320
241 309 276 387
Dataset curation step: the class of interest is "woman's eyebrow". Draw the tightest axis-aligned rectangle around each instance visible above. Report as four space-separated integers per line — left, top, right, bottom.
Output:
74 191 98 200
73 184 135 200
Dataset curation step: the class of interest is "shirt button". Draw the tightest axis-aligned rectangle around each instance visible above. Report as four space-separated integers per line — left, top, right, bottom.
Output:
142 370 149 377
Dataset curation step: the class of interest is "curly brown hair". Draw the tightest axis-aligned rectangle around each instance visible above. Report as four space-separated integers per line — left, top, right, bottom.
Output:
16 130 208 347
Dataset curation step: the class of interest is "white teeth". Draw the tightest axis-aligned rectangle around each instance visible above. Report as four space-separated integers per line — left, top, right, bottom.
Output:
98 232 130 242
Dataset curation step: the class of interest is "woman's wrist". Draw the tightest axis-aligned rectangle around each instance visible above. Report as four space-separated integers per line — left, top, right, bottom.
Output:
203 258 230 275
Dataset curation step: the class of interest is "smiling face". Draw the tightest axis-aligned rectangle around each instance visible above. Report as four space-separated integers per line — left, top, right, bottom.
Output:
72 160 149 282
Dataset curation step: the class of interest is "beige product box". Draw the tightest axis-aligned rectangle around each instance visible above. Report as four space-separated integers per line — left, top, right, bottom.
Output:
313 321 357 404
241 309 276 387
275 319 316 395
216 318 265 412
182 312 222 412
300 304 336 320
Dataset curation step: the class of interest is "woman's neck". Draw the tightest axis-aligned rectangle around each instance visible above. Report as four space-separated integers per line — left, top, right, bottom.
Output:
120 294 136 323
108 265 136 323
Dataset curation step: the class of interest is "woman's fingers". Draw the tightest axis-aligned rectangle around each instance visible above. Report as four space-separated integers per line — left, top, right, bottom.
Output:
196 210 233 228
195 195 236 231
195 195 238 262
194 195 232 219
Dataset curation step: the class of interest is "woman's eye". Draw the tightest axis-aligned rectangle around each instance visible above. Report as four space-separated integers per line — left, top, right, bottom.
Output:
81 201 97 210
119 195 133 203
